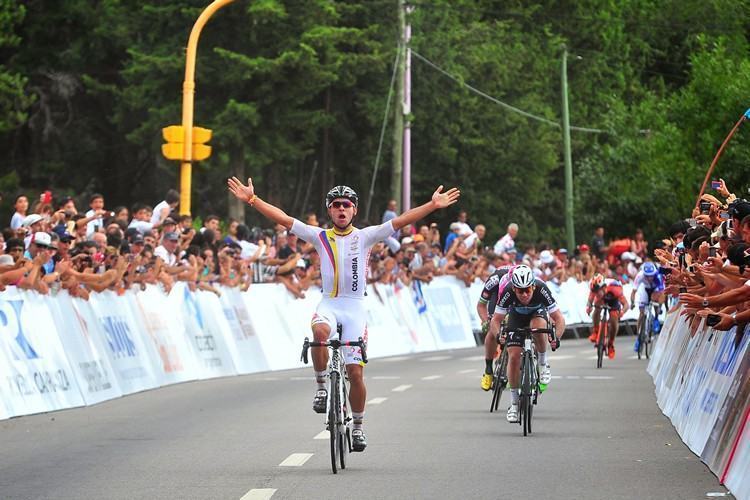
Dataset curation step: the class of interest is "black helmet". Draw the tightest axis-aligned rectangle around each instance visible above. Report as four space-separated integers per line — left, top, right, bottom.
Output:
326 185 359 207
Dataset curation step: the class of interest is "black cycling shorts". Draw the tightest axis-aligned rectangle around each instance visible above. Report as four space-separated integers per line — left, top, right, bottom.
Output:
505 308 549 348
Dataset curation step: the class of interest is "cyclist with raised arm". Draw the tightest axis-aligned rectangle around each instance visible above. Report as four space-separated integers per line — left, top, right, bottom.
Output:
630 261 665 352
586 274 629 359
228 177 459 451
486 265 565 423
477 264 517 391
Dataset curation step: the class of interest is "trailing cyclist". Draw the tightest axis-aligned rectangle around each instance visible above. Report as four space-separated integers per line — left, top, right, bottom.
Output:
485 265 565 423
630 261 665 353
228 177 459 452
586 274 629 359
477 265 517 390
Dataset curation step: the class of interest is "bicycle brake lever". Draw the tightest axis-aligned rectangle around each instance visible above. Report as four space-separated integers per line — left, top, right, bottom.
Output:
359 337 368 364
301 338 309 364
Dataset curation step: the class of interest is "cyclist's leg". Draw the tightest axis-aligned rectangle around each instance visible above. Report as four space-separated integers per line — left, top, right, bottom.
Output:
311 302 336 413
635 283 648 333
590 305 601 342
339 301 369 450
608 308 621 358
531 313 551 384
483 314 499 374
505 312 528 421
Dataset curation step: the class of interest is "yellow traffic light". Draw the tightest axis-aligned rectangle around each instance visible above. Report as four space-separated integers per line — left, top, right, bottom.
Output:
192 126 212 161
161 125 212 161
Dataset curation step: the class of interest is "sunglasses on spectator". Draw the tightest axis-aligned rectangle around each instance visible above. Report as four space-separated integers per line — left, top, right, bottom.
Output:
330 201 354 209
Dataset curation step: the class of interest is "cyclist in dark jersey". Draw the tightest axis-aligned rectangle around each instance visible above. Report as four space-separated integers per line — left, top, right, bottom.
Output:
476 264 515 322
485 265 565 423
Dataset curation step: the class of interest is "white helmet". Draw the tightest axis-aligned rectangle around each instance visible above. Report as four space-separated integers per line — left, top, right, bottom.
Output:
511 265 535 288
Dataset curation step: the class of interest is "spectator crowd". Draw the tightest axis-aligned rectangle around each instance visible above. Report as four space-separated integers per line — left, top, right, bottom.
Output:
1 186 673 305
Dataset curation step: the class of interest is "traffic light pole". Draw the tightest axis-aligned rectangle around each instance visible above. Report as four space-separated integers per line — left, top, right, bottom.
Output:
179 0 236 215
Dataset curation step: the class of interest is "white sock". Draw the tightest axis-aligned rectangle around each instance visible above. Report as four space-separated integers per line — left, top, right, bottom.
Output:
538 351 548 366
510 388 519 405
352 411 365 431
315 370 327 390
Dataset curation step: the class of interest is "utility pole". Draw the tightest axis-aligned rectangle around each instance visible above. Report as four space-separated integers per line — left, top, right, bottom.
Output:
390 0 406 212
561 47 575 251
402 3 412 211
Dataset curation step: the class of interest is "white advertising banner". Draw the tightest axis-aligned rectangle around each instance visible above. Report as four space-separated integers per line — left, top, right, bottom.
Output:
46 292 124 406
364 284 414 358
217 286 270 374
131 286 200 384
87 290 162 394
724 415 750 500
381 283 437 353
421 276 476 350
175 283 237 379
0 288 86 416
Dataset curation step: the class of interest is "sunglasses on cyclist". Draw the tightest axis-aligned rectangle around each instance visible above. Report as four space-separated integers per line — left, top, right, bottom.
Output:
330 200 354 209
513 286 534 295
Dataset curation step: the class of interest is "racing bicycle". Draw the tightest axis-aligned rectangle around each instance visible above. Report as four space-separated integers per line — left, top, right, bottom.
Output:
301 325 367 474
595 305 612 369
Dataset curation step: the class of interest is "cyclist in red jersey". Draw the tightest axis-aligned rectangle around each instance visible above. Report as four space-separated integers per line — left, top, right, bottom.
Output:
586 274 629 359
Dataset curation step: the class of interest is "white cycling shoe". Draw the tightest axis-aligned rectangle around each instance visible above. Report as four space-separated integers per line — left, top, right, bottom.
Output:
539 364 551 385
506 404 519 423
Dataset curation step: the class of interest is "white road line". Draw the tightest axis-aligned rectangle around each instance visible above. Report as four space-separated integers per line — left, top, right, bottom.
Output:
584 375 614 380
421 355 452 362
289 376 313 381
381 356 412 362
421 375 443 381
279 453 314 467
551 375 563 379
586 355 600 360
566 375 581 379
392 384 413 392
259 377 280 381
313 430 328 440
706 493 728 497
458 369 476 374
461 355 485 362
371 375 401 380
579 349 596 355
628 355 639 360
241 489 277 500
549 355 575 360
367 397 388 405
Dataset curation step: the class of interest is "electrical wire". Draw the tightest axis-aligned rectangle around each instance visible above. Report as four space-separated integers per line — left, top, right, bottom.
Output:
411 50 605 134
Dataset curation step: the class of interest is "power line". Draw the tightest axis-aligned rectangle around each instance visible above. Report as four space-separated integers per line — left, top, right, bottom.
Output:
411 50 606 134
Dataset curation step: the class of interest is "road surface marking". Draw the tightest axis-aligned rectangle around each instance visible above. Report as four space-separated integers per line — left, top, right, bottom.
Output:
566 375 581 379
706 493 728 497
584 375 614 380
462 355 485 361
551 376 563 379
313 431 328 440
259 377 280 381
586 355 600 360
421 355 451 362
289 376 313 381
421 375 443 380
392 384 413 392
550 355 575 360
371 375 401 380
279 453 314 467
458 369 476 374
381 356 411 362
367 397 388 405
241 489 277 500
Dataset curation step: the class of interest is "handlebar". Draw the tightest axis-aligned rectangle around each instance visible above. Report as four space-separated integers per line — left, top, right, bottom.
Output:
300 337 368 365
503 327 560 351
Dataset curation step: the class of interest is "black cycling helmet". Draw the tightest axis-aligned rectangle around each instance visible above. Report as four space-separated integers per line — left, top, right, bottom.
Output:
326 185 359 207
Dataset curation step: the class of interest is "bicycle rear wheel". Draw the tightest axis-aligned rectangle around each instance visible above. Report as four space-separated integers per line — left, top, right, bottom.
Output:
339 381 349 469
644 322 651 360
329 372 339 474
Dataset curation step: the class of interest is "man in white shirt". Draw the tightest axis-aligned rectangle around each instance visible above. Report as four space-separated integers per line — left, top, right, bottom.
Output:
151 189 180 226
494 222 519 255
154 231 180 266
85 194 106 236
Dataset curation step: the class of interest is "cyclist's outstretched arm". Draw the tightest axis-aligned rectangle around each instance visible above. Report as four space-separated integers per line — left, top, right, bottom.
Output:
391 185 460 231
228 176 293 230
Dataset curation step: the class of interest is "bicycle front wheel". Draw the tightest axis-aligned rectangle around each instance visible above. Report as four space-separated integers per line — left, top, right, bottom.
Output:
596 323 606 369
329 371 340 474
339 381 349 469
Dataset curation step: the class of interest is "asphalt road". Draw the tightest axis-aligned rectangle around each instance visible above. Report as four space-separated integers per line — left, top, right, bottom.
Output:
0 336 733 500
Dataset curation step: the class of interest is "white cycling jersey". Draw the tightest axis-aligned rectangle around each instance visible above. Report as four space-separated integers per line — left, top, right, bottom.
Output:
291 218 395 299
